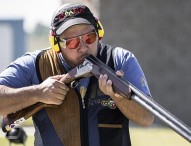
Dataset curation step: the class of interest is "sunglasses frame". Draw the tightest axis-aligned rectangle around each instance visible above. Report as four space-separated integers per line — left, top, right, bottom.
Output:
59 30 97 49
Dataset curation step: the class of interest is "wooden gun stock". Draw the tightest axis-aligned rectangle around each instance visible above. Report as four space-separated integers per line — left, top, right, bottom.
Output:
2 103 50 132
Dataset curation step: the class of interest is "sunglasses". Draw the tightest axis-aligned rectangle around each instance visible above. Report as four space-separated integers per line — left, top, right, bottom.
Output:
59 30 97 49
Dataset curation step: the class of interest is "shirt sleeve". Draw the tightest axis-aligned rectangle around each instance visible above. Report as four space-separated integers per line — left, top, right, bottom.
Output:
0 50 40 88
113 47 151 97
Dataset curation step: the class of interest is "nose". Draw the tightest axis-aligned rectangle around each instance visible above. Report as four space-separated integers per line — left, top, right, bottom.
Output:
78 38 88 52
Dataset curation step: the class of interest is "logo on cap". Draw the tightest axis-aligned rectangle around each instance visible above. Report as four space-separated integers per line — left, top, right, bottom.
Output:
57 6 86 21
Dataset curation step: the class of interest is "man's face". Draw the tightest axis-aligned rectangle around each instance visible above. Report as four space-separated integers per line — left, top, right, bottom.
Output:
59 24 98 67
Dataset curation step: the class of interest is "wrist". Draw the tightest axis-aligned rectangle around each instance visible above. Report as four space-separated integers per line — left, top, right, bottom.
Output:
30 85 43 103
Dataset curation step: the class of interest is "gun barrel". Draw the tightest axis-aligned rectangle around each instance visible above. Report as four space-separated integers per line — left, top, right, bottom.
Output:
131 93 191 142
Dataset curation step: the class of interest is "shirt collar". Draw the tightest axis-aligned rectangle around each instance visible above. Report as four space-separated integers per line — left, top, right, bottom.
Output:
57 52 72 71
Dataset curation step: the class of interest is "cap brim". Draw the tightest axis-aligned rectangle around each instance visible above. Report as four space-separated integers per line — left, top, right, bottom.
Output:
56 18 91 35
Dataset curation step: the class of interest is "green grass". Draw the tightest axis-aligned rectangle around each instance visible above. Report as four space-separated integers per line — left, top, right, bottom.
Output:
0 122 190 146
20 117 34 127
0 137 34 146
130 127 191 146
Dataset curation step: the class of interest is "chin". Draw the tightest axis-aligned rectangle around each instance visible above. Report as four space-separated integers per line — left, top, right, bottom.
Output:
71 59 85 67
77 59 85 66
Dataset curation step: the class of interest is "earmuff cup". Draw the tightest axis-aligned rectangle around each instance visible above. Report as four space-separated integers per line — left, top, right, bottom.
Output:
97 20 104 40
49 33 60 53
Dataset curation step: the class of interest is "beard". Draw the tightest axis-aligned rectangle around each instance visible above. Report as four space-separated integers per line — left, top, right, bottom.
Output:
62 54 87 67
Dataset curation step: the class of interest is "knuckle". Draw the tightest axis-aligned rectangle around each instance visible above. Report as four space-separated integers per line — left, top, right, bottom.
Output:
55 100 63 105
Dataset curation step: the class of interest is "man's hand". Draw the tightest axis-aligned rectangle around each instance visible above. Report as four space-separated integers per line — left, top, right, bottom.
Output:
98 70 125 98
37 75 69 105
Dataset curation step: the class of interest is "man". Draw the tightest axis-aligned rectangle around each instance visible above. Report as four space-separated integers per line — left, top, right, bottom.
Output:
0 3 154 146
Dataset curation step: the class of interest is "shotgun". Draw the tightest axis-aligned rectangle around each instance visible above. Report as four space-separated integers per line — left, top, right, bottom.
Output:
1 55 191 143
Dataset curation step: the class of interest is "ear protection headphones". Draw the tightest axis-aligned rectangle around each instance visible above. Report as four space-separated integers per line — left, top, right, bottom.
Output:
97 19 104 40
49 30 60 53
49 18 104 53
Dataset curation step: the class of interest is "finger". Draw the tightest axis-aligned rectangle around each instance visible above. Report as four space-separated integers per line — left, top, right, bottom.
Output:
59 74 71 83
114 92 124 99
106 79 114 96
43 95 64 105
102 74 108 83
58 84 69 92
55 93 66 101
98 74 104 88
51 75 64 80
51 97 64 105
99 74 108 91
50 84 69 98
116 70 124 77
106 79 112 86
53 81 69 91
52 87 68 96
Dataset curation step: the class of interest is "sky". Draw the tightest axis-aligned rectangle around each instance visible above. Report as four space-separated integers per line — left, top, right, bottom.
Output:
0 0 61 33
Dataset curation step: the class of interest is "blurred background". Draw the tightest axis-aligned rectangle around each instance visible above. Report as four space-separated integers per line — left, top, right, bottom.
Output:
0 0 191 146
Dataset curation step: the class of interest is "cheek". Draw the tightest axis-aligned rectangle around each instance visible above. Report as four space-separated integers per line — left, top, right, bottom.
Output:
61 48 77 58
61 48 69 56
88 39 99 55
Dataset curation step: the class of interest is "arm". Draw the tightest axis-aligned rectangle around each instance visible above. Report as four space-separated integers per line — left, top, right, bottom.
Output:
0 75 69 116
106 48 154 126
0 84 39 116
87 51 154 126
99 73 154 126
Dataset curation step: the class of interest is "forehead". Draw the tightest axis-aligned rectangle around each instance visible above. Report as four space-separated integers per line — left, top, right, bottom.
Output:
60 24 95 38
